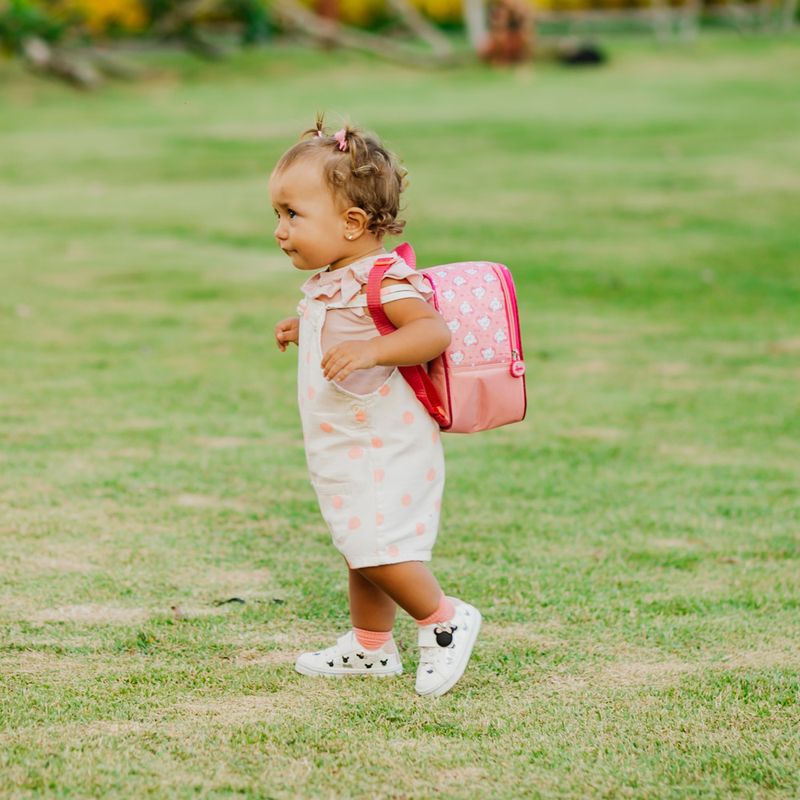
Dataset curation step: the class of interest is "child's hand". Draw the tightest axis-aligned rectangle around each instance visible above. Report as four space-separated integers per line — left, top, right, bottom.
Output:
275 317 300 351
321 339 379 383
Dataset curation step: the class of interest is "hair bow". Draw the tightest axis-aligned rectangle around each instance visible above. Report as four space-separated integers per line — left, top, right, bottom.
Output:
333 128 348 152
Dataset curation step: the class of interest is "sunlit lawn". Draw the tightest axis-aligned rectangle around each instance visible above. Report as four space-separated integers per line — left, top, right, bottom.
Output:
1 33 799 799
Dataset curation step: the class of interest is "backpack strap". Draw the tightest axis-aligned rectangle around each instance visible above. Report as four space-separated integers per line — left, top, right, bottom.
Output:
393 241 416 270
367 252 449 428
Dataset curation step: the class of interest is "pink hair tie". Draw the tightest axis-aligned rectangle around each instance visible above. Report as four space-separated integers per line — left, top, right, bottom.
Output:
316 129 323 138
333 128 348 151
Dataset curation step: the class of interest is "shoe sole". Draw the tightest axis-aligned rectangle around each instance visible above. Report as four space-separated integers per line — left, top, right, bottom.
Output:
417 605 482 698
295 663 403 678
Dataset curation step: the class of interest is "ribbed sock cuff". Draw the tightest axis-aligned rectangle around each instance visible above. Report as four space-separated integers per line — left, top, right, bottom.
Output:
414 594 456 627
353 627 393 650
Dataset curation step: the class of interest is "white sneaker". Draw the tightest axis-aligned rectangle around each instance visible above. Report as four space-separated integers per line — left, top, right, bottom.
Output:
295 630 403 678
415 598 482 697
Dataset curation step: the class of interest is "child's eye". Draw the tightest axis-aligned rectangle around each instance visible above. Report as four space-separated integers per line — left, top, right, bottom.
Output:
287 209 297 219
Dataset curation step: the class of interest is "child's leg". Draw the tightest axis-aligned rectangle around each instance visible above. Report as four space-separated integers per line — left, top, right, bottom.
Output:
294 567 403 677
357 561 448 621
347 566 397 631
360 561 480 698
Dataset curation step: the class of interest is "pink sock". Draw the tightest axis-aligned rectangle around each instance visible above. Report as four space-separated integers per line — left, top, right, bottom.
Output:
414 594 455 627
353 627 393 650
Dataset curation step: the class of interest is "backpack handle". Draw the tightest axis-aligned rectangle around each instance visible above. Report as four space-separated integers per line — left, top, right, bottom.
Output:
366 248 449 428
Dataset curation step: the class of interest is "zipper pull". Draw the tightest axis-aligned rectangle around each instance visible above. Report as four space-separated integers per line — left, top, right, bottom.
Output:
510 350 526 378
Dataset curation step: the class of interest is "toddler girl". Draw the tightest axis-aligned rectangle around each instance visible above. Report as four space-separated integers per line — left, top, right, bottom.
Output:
271 118 481 697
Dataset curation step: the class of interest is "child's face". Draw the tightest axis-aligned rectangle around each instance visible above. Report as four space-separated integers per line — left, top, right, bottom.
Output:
269 157 347 271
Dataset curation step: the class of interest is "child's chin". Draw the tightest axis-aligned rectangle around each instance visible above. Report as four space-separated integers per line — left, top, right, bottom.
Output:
293 258 324 271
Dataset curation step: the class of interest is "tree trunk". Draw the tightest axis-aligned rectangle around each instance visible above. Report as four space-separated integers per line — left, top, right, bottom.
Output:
782 0 798 29
462 0 488 53
154 0 226 33
385 0 453 58
273 0 456 66
22 37 102 89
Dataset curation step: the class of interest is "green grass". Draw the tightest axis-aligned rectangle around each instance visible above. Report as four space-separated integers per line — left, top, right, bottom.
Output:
1 33 799 799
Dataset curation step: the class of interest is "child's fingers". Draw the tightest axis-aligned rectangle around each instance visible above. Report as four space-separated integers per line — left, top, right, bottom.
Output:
323 351 353 381
323 355 344 380
275 319 299 351
320 346 341 372
328 363 352 382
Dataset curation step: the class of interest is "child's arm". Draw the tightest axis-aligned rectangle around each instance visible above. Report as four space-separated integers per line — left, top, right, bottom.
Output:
321 279 450 384
275 316 300 351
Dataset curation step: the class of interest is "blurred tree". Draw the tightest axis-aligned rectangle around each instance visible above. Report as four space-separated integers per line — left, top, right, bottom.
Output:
0 0 65 52
2 0 795 86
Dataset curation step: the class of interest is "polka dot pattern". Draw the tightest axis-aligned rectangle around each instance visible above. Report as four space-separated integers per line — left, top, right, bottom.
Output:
297 281 445 569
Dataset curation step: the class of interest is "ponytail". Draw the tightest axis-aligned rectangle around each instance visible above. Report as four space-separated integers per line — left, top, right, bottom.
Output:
276 115 407 238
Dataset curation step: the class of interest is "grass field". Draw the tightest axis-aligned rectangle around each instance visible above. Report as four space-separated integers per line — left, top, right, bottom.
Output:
1 33 799 799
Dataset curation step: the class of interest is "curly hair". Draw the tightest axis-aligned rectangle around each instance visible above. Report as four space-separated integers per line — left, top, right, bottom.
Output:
273 115 408 238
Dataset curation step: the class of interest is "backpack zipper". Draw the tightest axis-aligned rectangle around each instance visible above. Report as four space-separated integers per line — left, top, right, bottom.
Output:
495 264 526 378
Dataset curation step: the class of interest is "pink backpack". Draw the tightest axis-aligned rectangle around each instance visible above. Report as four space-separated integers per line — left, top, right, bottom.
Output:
367 243 527 434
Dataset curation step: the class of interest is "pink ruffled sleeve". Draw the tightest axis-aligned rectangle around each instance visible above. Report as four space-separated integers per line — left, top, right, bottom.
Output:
300 254 433 309
339 255 433 305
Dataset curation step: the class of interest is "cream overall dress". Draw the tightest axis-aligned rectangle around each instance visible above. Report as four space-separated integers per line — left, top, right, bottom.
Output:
297 267 445 569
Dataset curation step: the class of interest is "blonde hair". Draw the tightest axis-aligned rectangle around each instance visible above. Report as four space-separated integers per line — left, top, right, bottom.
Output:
274 115 407 238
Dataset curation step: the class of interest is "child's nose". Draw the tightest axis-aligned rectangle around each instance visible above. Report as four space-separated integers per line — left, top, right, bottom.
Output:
274 218 287 240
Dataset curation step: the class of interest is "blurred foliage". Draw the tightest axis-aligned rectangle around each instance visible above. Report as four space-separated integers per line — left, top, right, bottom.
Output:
228 0 271 43
0 0 783 45
0 0 66 51
59 0 148 34
301 0 774 27
0 0 272 44
334 0 391 27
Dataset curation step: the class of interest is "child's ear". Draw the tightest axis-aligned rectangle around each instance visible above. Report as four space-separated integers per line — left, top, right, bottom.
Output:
343 207 370 240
